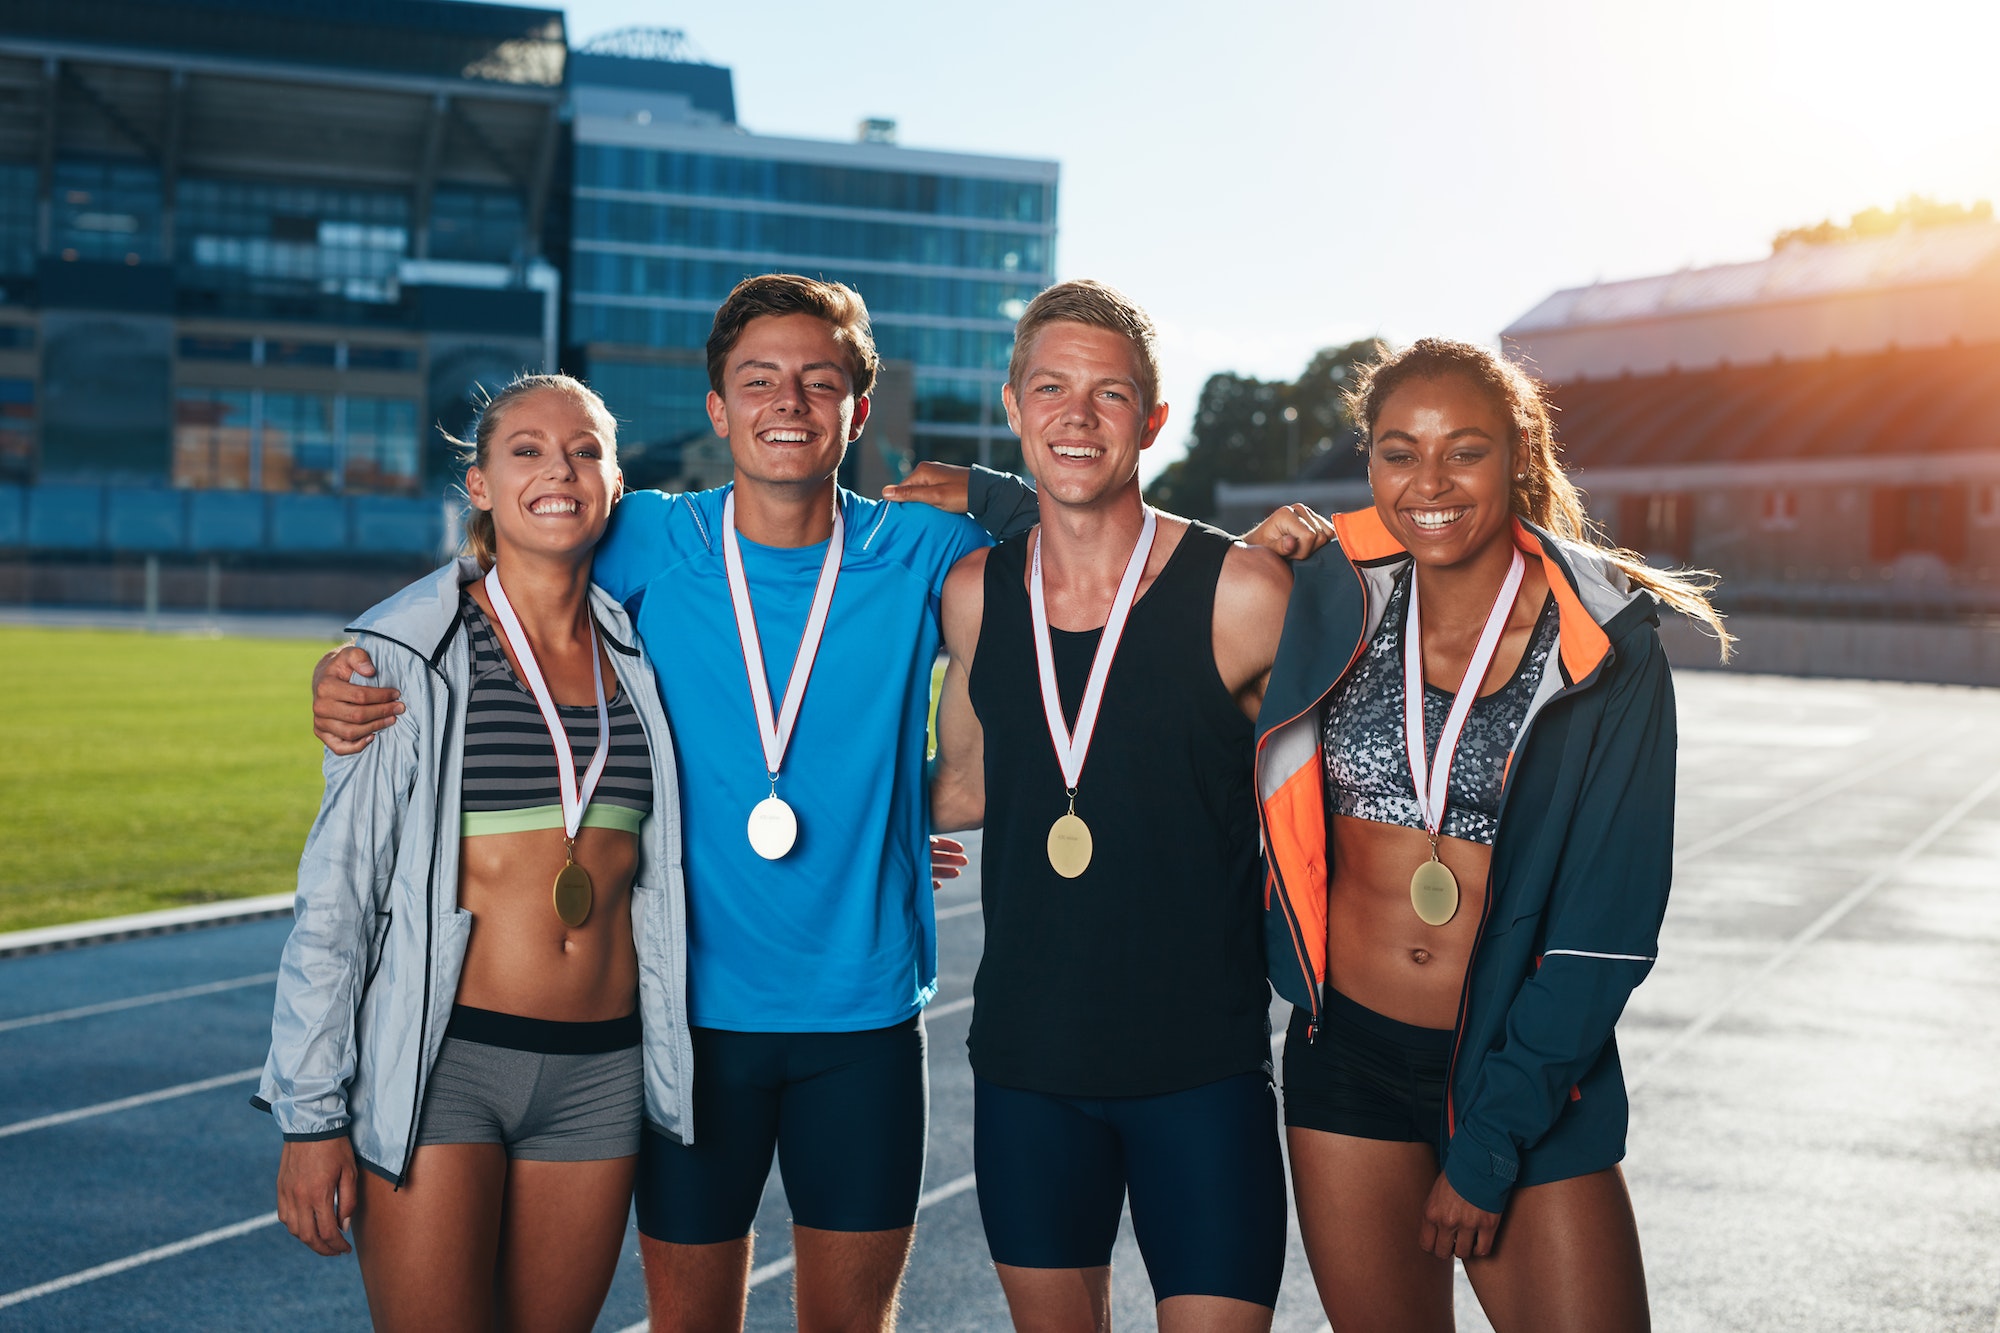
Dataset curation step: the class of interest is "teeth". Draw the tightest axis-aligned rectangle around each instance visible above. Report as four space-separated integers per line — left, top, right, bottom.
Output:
1409 509 1464 529
530 498 579 516
1051 445 1103 460
765 431 810 443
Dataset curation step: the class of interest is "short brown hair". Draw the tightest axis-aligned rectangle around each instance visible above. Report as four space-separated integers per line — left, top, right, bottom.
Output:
705 273 880 398
1007 279 1162 409
449 373 616 571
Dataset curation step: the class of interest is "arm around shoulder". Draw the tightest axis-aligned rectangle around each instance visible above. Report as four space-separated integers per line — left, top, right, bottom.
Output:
930 549 989 833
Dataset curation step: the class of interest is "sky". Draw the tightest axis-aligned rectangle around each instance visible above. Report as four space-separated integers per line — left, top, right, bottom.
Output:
556 0 2000 481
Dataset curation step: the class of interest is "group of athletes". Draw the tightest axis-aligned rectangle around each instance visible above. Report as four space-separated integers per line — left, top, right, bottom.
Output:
257 271 1727 1333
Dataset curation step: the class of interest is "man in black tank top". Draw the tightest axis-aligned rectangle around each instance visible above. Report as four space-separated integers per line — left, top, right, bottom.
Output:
930 281 1308 1331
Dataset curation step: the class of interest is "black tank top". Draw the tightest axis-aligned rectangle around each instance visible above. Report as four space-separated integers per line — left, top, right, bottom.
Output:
966 523 1271 1098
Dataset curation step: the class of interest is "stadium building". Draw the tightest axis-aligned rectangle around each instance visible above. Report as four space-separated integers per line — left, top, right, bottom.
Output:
1217 223 2000 683
564 29 1059 493
0 0 569 608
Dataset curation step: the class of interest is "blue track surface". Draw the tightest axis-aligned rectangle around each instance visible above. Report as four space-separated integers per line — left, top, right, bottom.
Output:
7 673 2000 1331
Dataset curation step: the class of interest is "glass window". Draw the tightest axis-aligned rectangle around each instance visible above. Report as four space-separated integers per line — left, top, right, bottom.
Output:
173 387 255 490
347 343 420 372
0 163 35 278
429 187 525 263
266 339 337 367
0 325 33 351
178 334 254 362
53 160 164 263
177 177 409 306
262 391 334 492
344 396 420 495
40 313 172 484
575 144 1052 223
586 357 715 489
0 375 34 481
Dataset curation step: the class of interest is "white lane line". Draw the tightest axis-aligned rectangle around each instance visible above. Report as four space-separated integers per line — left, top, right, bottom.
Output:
934 900 982 921
612 1170 985 1333
1632 763 2000 1094
0 1211 280 1309
1673 741 1925 865
0 973 278 1034
0 1067 263 1140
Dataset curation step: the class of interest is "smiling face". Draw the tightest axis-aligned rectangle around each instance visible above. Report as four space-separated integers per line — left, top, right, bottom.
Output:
1003 321 1169 509
465 387 622 564
1367 372 1518 571
706 312 871 491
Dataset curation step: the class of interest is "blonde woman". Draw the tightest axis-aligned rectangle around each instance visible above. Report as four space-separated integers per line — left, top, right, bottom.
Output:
259 374 690 1332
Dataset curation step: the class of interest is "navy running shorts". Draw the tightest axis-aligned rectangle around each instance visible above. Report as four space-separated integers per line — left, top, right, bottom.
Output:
972 1070 1286 1308
635 1016 927 1243
1281 985 1453 1143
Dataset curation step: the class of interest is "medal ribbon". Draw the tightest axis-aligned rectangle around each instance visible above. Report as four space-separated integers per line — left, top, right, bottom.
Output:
1403 547 1525 844
1029 509 1158 795
483 566 610 841
721 490 844 787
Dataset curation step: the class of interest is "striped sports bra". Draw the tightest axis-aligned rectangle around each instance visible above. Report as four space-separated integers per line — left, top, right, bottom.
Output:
1321 564 1557 846
459 592 652 838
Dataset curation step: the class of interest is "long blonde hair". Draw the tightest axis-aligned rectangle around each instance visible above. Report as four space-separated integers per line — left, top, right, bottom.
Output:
1347 338 1734 660
448 373 618 571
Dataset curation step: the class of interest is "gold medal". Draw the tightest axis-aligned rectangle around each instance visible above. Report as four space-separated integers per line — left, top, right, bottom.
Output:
1047 811 1093 879
1410 855 1459 927
554 845 593 928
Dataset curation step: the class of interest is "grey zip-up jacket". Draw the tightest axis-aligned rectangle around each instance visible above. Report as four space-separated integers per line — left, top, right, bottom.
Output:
255 559 693 1184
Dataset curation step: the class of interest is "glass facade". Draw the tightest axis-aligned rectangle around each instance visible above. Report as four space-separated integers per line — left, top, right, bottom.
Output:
0 164 41 278
53 160 165 264
171 387 418 495
570 133 1057 470
178 177 411 313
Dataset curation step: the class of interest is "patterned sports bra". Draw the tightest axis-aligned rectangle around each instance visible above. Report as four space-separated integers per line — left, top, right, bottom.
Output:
459 592 653 838
1321 565 1557 846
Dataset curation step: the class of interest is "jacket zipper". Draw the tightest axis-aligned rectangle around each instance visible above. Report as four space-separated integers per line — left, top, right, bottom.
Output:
1256 556 1376 1040
358 620 460 1190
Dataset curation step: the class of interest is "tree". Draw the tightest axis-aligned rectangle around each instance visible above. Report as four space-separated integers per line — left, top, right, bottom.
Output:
1145 339 1377 521
1772 195 1992 252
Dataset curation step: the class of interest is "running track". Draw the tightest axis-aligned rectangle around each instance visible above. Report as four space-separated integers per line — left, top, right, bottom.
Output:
3 672 1999 1331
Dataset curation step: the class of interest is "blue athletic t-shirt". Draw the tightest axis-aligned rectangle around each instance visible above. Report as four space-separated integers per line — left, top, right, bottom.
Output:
594 484 990 1032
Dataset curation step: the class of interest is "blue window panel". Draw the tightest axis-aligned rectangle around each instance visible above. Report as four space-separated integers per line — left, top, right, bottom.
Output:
27 485 104 549
187 490 266 550
0 484 22 544
350 495 441 554
269 493 347 550
105 488 186 551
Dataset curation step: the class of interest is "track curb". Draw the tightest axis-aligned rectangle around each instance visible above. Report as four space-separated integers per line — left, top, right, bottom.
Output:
0 896 295 960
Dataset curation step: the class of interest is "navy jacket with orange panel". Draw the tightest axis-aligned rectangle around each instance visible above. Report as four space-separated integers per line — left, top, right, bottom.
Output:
1256 508 1679 1213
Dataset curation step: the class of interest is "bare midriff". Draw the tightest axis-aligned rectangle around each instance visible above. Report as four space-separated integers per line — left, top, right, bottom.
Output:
453 823 640 1021
1324 814 1492 1031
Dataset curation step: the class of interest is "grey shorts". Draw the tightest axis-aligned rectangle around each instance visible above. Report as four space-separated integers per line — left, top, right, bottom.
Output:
413 1005 644 1162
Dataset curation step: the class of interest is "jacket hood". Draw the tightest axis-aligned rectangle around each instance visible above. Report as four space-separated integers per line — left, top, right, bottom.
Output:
347 557 641 665
1327 506 1653 684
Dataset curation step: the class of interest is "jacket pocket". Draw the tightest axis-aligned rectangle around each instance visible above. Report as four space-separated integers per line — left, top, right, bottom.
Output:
362 910 394 990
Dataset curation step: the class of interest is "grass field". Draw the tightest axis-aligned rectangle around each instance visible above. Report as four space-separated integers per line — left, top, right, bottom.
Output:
0 626 335 933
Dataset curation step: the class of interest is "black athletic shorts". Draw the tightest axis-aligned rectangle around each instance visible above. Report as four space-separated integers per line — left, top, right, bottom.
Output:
973 1071 1287 1308
635 1016 927 1243
1281 985 1452 1142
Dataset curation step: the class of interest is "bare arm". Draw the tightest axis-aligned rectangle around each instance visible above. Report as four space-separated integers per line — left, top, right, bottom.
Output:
1212 542 1294 721
930 549 989 833
311 644 403 754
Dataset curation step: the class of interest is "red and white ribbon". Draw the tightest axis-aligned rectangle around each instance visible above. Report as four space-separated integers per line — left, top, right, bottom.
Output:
1403 547 1525 840
722 490 844 785
483 565 609 840
1029 509 1158 794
